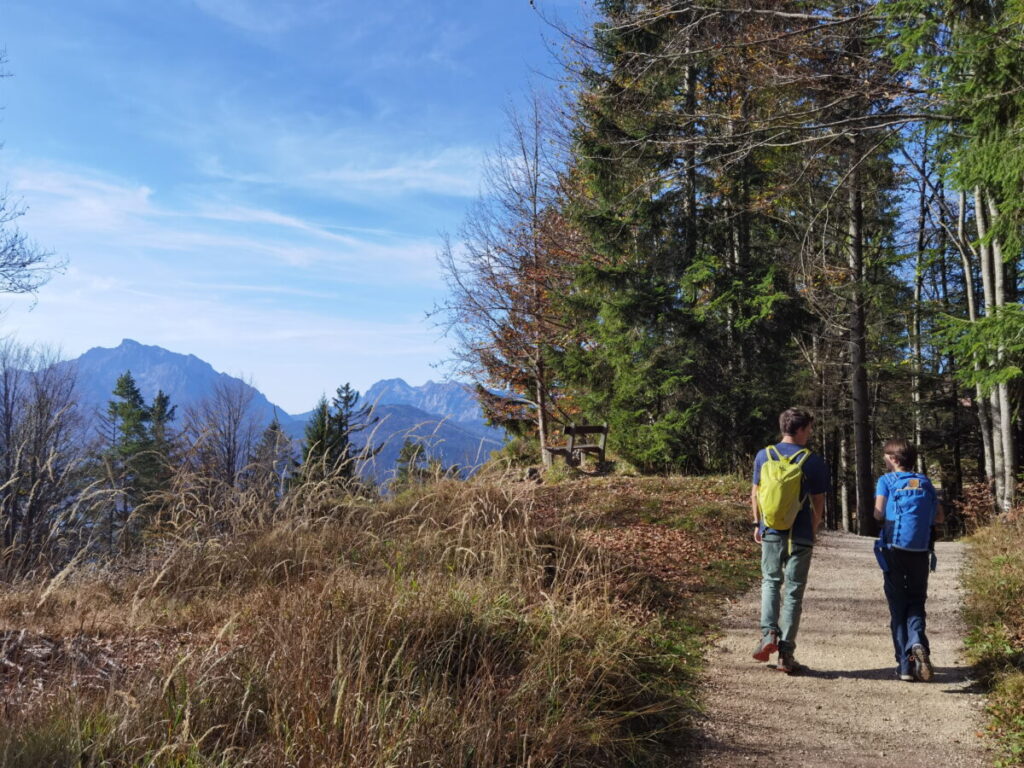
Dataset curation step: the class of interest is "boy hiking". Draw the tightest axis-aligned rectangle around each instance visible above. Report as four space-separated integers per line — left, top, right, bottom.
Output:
751 407 829 673
873 438 944 682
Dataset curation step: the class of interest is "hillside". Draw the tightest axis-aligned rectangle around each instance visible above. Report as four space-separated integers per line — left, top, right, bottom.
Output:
0 475 756 767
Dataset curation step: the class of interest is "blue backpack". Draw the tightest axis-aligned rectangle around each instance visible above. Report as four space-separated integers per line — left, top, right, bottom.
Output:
878 472 936 552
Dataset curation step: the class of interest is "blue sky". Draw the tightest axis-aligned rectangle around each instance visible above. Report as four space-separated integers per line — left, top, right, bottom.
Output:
0 0 584 414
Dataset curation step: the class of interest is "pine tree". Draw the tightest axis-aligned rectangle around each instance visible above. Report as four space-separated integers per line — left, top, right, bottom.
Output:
148 389 177 494
246 416 295 499
329 383 376 480
300 384 377 482
101 371 156 543
561 2 813 472
393 438 427 490
301 395 336 480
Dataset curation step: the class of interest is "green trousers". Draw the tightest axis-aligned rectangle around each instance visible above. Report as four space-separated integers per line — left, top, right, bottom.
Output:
760 531 814 653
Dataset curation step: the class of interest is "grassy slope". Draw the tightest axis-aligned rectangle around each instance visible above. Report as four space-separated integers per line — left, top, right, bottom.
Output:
963 513 1024 767
0 474 756 768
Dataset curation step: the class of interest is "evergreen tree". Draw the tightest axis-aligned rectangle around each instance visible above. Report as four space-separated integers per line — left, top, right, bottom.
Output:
885 0 1024 511
300 384 378 482
99 373 180 540
148 389 177 493
560 2 813 472
301 395 336 480
393 438 427 489
106 371 153 507
246 416 296 499
329 383 378 480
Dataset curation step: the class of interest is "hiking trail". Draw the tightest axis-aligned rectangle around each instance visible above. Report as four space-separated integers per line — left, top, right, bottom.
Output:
698 530 990 767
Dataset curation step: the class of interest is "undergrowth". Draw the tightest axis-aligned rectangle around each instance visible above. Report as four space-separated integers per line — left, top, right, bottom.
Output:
964 514 1024 767
0 472 755 767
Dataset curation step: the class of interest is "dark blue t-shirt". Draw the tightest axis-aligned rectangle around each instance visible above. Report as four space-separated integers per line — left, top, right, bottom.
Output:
753 442 830 545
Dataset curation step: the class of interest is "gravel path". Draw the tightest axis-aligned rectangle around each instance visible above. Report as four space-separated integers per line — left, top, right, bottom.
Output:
698 530 991 767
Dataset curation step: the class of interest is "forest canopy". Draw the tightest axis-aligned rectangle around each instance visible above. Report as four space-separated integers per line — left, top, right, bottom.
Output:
438 0 1024 529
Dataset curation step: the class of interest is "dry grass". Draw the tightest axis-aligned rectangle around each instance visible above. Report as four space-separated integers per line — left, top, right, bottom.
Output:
964 513 1024 767
0 470 755 767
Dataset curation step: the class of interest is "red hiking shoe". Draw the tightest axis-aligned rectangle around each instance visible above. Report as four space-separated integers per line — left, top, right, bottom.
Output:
752 631 778 662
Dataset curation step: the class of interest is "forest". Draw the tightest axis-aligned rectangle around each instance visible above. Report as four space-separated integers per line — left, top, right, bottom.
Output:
438 0 1024 536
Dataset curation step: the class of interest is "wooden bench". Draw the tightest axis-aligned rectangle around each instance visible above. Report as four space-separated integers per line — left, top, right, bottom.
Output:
544 423 608 467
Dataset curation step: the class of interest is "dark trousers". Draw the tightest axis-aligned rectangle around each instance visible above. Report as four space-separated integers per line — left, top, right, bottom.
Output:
882 548 930 671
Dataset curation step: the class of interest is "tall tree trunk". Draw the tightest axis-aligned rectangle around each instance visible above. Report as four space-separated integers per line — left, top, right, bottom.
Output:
975 186 1006 509
957 190 994 484
912 168 926 471
849 166 874 535
840 430 853 533
986 194 1016 511
938 221 964 496
684 58 697 269
536 361 551 468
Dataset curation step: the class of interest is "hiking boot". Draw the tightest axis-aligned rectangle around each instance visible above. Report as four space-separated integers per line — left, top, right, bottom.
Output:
911 644 933 682
752 631 778 662
775 652 802 674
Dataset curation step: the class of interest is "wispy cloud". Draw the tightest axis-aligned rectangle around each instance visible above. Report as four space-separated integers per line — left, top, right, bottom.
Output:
9 160 445 282
193 125 484 200
189 0 330 37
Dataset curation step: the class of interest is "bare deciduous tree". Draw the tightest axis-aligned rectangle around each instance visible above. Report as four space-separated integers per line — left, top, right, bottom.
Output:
0 340 87 577
183 378 261 488
435 95 586 464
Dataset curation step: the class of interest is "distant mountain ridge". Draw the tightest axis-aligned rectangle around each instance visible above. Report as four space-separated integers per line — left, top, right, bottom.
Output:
63 339 503 478
363 378 485 426
62 339 284 427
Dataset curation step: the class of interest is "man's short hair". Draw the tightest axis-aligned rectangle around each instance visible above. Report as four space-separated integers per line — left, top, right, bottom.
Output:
883 438 917 470
779 407 815 436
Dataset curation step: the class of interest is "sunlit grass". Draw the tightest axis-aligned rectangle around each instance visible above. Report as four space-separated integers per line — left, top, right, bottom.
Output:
0 469 755 767
964 516 1024 767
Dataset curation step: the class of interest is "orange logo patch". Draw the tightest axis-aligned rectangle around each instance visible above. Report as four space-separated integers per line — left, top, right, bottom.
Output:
907 478 920 489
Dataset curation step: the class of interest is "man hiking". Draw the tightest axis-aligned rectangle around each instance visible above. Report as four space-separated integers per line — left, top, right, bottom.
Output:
750 407 829 673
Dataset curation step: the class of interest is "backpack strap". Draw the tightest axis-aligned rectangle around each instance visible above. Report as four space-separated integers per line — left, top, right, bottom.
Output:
765 445 811 467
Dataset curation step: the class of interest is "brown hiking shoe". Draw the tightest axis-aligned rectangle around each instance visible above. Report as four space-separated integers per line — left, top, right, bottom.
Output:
752 631 778 662
912 644 933 682
774 652 803 674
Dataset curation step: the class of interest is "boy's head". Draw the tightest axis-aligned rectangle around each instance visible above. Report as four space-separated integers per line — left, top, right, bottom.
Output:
883 438 917 470
779 407 815 438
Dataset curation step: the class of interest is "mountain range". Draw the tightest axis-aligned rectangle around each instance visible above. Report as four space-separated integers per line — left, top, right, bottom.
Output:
62 339 505 479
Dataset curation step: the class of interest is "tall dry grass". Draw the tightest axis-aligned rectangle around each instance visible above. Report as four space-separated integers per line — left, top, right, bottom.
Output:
0 468 696 767
964 513 1024 767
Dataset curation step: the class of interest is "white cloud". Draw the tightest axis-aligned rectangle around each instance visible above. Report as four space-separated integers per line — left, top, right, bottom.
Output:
8 160 445 281
195 129 484 200
189 0 325 37
11 166 158 233
308 146 483 197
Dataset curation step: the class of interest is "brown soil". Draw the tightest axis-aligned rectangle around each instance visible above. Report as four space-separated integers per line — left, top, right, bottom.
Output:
698 531 991 768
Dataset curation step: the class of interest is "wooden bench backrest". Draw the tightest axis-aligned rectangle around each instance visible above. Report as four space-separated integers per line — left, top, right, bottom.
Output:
563 424 608 437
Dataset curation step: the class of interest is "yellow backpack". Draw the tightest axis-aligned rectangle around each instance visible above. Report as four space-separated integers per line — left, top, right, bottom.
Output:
757 446 810 531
